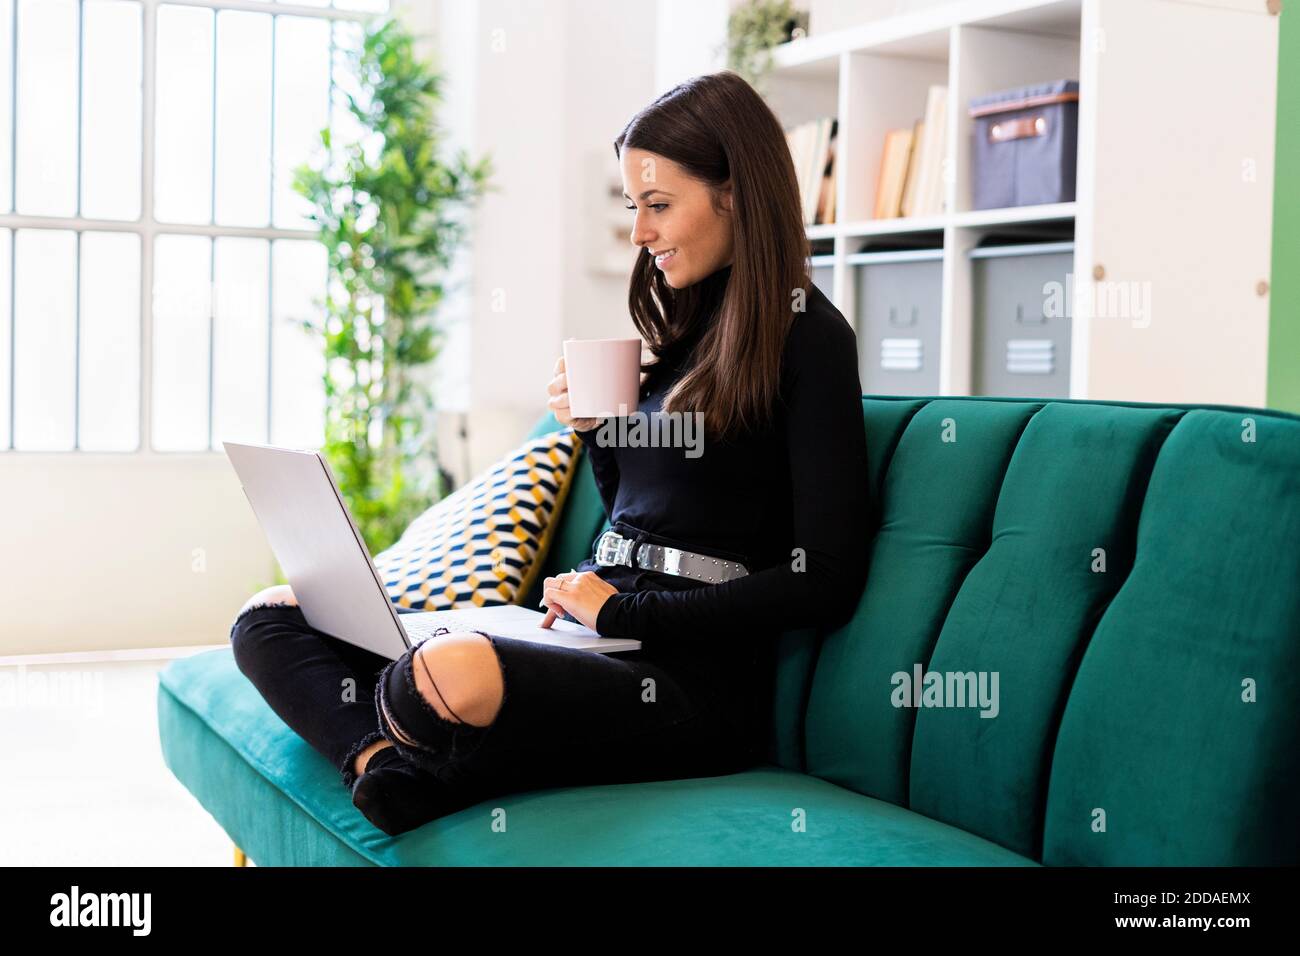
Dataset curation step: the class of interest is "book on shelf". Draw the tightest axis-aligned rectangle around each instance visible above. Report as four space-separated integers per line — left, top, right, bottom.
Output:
899 119 924 217
872 127 914 219
785 116 838 226
913 85 948 217
886 86 949 220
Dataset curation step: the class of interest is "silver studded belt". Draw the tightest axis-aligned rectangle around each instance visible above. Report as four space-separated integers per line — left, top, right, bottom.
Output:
593 528 750 584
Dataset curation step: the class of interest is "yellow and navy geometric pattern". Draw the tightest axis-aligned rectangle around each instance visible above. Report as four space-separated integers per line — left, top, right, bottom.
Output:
373 428 580 611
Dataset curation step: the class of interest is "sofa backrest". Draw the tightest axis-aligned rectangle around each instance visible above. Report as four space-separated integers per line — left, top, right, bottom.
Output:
805 396 1300 866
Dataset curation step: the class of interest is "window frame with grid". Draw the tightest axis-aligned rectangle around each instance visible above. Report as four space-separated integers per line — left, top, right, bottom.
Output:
0 0 387 456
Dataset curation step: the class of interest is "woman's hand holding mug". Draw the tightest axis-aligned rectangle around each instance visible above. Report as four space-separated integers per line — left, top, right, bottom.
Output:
547 355 602 432
547 345 657 431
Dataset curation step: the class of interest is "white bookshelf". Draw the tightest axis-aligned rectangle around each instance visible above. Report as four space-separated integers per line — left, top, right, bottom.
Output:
772 0 1281 405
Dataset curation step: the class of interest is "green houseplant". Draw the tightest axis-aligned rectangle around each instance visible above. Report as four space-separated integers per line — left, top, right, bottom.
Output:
292 16 493 558
724 0 809 94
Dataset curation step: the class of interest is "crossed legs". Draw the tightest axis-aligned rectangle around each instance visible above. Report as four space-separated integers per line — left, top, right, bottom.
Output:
234 584 506 778
231 583 757 836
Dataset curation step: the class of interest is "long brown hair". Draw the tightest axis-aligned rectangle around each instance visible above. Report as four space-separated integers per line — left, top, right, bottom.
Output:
614 70 810 443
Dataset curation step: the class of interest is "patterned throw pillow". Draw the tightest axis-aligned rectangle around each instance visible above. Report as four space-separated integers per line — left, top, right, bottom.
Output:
374 428 582 611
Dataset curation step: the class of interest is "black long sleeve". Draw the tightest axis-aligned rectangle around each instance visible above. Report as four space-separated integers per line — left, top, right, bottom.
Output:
577 284 870 645
573 421 621 525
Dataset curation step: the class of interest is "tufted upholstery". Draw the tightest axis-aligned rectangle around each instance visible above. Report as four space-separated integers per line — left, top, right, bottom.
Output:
812 398 1299 865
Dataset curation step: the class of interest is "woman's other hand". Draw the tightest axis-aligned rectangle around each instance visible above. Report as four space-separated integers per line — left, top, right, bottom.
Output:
537 570 618 632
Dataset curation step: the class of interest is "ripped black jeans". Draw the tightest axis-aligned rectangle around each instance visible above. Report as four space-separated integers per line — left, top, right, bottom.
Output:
227 601 756 818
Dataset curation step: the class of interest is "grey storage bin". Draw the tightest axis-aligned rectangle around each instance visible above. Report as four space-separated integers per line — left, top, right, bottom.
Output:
971 240 1073 398
810 254 835 303
851 249 943 396
970 80 1079 210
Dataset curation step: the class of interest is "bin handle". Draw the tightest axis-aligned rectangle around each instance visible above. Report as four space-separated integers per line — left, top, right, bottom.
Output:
989 115 1046 143
888 306 918 328
1014 303 1046 326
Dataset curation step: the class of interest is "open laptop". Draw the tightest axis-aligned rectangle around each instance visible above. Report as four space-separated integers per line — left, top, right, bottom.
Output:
223 441 641 660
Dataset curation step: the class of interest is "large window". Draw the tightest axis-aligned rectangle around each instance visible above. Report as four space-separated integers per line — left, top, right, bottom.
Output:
0 0 388 453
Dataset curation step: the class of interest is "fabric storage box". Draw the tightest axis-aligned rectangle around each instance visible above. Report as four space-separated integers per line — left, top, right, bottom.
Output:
971 240 1073 398
969 80 1079 210
851 248 943 396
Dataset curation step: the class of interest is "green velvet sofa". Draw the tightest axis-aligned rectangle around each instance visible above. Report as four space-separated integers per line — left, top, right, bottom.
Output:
157 396 1300 866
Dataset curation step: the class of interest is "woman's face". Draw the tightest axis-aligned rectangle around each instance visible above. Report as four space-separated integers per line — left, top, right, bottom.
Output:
620 147 734 289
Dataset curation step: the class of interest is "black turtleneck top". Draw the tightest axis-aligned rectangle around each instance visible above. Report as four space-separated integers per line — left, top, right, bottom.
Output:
569 265 870 753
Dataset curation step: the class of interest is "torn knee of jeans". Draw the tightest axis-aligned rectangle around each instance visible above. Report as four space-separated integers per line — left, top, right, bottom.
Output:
374 652 496 755
373 657 450 750
228 600 304 640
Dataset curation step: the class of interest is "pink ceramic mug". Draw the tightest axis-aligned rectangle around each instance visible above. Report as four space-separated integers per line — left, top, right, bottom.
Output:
562 337 642 418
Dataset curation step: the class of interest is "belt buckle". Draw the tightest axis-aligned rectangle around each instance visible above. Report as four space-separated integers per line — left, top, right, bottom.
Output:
595 530 630 567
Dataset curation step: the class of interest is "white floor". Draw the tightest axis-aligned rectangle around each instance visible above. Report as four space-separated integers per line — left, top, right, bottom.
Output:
0 648 250 866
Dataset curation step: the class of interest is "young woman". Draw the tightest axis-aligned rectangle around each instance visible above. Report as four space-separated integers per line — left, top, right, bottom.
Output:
229 70 870 837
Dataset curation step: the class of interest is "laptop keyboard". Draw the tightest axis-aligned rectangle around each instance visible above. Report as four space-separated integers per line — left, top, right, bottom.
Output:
402 613 495 638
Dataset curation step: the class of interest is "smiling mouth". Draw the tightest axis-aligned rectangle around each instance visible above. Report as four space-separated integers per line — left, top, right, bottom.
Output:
652 248 678 266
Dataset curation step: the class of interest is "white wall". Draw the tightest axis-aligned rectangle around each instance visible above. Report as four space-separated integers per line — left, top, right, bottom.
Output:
431 0 663 484
655 0 731 96
564 0 686 343
0 453 277 656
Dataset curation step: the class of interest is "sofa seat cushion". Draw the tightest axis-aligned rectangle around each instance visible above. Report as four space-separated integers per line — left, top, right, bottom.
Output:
158 649 1035 866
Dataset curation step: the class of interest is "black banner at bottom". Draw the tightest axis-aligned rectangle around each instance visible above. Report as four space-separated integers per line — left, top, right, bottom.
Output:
11 865 1295 939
